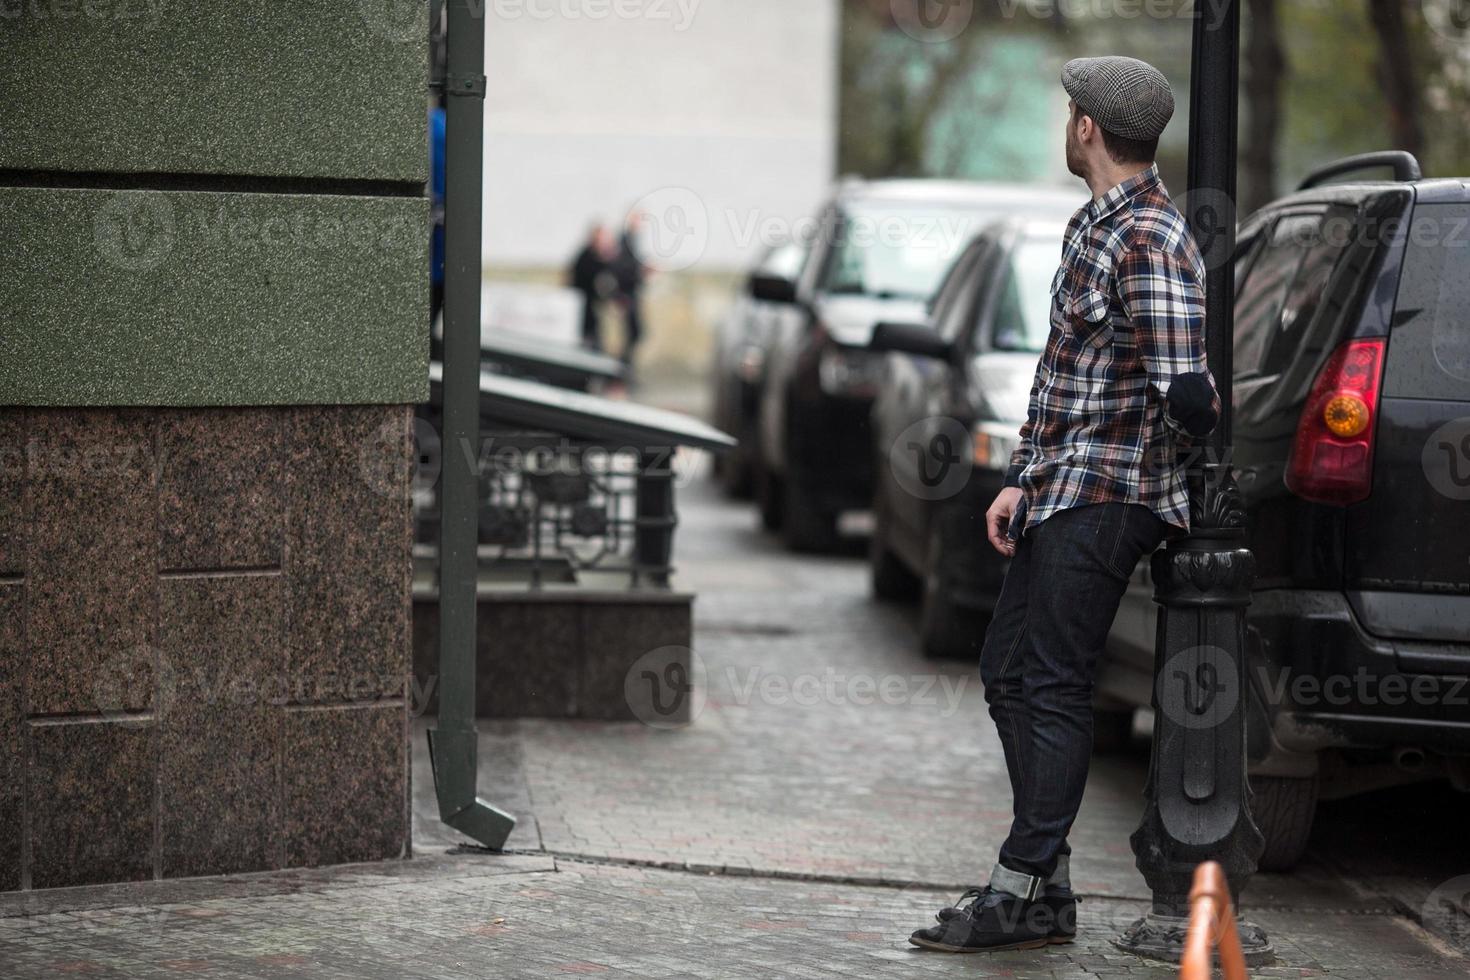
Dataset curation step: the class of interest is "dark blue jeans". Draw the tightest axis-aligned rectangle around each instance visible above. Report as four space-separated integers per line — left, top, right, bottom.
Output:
979 502 1167 883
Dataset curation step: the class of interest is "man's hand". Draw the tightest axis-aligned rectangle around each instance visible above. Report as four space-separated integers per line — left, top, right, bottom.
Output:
986 487 1024 557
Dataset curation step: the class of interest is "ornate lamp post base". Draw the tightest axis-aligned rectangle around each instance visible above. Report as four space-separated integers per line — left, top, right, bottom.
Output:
1115 912 1274 966
1115 0 1274 966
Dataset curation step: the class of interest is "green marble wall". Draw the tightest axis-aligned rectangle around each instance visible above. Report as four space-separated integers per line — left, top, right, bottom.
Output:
0 3 428 181
0 4 427 889
1 188 428 406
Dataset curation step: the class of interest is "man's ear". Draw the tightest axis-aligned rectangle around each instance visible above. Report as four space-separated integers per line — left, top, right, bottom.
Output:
1076 112 1096 144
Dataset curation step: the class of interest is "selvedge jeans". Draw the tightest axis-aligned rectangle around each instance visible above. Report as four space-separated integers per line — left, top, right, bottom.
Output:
979 501 1167 887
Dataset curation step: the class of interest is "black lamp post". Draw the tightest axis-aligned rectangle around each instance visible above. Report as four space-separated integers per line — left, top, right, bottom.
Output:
1113 0 1273 964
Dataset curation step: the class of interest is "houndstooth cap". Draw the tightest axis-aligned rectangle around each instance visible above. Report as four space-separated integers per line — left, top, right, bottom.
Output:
1062 56 1174 142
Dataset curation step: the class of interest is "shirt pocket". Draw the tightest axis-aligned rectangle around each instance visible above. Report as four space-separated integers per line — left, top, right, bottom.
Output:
1065 287 1113 349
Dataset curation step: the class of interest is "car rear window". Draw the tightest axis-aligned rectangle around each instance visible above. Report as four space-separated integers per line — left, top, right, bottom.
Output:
1384 201 1470 400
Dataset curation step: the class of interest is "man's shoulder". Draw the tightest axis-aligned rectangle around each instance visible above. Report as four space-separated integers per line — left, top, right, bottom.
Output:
1121 188 1204 276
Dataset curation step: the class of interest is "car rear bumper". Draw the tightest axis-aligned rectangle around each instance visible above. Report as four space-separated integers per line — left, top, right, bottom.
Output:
1247 589 1470 766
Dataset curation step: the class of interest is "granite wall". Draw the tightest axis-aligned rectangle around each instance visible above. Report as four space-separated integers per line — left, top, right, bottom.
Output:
0 6 429 889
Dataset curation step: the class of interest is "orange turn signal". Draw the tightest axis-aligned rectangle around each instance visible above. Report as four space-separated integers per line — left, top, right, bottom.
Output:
1322 394 1370 438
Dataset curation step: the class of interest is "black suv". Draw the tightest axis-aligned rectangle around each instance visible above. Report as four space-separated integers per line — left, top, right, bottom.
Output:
754 179 1078 551
1095 152 1470 869
867 153 1470 869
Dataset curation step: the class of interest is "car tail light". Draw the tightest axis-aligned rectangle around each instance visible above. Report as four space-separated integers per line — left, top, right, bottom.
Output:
1285 337 1386 505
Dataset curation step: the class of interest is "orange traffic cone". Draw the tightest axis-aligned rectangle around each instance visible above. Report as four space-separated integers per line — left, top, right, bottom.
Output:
1179 862 1249 980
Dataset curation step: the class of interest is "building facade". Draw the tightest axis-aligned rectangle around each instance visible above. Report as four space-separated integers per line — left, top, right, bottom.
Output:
0 4 427 889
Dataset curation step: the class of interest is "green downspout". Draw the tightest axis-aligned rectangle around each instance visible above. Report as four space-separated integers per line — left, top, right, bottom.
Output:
426 0 517 849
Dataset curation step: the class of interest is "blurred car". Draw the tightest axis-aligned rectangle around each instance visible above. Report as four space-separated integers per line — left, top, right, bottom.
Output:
867 218 1065 659
709 239 810 497
754 179 1080 551
1093 152 1470 870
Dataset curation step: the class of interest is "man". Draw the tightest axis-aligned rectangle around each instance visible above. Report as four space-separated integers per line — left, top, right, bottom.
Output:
910 56 1219 954
428 99 446 361
613 210 650 375
569 223 617 352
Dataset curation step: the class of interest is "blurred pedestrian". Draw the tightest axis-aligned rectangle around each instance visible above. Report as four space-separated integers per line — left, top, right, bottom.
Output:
429 8 447 361
428 99 446 360
613 211 651 375
569 223 618 352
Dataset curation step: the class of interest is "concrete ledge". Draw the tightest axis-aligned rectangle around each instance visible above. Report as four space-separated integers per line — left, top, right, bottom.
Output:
413 592 694 721
0 187 428 407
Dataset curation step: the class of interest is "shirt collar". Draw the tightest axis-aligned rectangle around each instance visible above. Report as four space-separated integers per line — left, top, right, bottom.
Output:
1086 164 1160 223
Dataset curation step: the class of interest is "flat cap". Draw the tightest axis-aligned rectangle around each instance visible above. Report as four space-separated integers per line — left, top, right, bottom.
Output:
1062 56 1174 142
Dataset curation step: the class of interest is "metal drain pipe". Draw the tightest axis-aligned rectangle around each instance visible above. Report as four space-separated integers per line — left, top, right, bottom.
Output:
427 0 517 849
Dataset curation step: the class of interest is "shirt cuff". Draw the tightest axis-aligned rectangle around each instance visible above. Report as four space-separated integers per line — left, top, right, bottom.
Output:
1004 463 1025 489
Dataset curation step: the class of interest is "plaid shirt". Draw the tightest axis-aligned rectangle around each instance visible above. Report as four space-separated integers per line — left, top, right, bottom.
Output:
1006 165 1217 533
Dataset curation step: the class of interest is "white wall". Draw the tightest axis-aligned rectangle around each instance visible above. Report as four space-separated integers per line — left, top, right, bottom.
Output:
482 0 839 272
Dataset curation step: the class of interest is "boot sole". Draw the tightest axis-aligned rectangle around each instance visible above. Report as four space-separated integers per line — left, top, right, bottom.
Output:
932 916 1076 946
909 936 1050 953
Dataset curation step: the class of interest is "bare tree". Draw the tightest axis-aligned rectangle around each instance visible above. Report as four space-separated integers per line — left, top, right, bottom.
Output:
1241 0 1285 218
1366 0 1425 162
839 0 993 177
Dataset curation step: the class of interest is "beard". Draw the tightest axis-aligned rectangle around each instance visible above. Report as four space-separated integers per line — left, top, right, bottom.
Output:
1065 126 1087 180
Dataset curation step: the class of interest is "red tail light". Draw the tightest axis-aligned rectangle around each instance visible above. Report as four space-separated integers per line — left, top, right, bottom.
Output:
1285 337 1386 505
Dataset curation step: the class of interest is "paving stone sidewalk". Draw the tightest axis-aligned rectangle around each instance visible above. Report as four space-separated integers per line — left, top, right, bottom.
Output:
1 854 1462 979
2 474 1467 978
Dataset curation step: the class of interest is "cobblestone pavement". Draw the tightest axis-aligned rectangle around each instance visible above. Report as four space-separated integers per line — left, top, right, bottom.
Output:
2 467 1468 978
1 855 1463 979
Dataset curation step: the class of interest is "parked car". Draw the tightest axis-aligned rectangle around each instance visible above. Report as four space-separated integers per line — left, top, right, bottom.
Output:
867 218 1066 659
709 239 810 497
754 179 1080 551
1097 151 1470 871
869 152 1470 872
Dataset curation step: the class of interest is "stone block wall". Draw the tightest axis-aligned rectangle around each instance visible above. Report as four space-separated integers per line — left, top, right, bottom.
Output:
0 5 429 889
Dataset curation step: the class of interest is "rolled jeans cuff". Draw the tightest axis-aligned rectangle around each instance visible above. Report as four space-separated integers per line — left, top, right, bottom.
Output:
990 855 1070 900
1048 854 1071 893
989 862 1045 901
